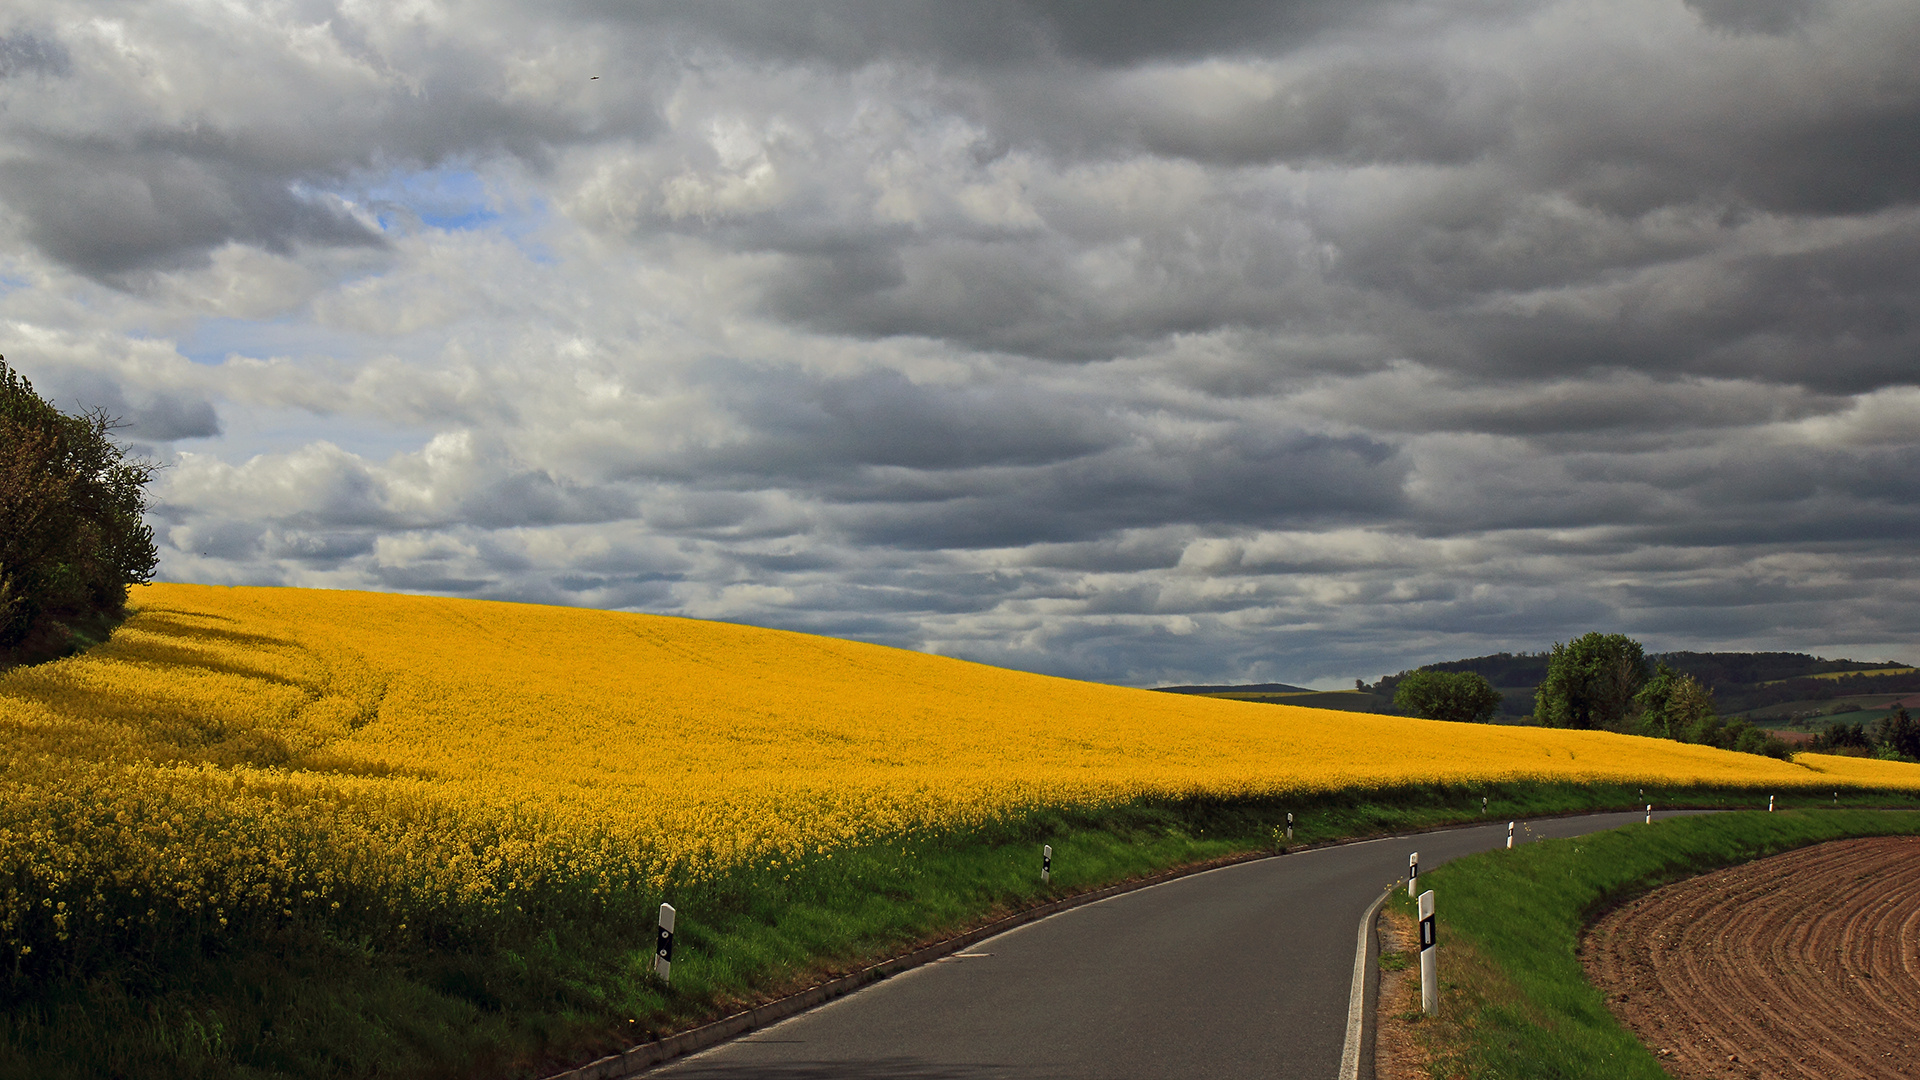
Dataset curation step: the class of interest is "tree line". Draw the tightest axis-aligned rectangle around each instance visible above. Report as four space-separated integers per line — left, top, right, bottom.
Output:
0 357 158 665
1390 632 1796 759
1808 709 1920 761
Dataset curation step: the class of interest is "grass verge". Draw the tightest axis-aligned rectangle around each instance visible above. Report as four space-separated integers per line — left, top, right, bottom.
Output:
8 788 1919 1079
1388 808 1920 1079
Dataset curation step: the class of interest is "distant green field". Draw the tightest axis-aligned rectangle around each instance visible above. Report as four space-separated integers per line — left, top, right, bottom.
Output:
1738 697 1909 722
1753 696 1893 713
1761 666 1916 685
1770 708 1896 729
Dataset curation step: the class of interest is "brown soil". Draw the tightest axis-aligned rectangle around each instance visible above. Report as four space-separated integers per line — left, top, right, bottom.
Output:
1582 836 1920 1079
1374 906 1433 1080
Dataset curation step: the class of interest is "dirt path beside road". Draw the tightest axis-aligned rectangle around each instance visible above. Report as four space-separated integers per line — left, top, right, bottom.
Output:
1583 836 1920 1079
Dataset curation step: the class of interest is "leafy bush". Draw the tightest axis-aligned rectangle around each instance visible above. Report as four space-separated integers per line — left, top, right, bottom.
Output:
1634 664 1714 740
1392 669 1502 723
0 358 157 659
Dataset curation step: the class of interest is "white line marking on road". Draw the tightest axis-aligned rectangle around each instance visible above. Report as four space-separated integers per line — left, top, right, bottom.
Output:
1339 886 1392 1080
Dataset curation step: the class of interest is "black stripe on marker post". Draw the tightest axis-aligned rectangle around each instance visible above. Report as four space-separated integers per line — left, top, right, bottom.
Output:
1417 889 1437 1017
655 903 676 983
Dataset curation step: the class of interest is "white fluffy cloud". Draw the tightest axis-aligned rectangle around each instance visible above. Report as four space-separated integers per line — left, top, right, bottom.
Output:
4 0 1920 686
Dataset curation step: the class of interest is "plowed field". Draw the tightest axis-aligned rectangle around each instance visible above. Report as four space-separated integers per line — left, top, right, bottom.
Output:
1583 836 1920 1079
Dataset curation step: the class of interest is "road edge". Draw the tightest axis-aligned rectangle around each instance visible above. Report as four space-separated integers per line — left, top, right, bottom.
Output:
1339 886 1391 1080
544 808 1707 1080
544 846 1287 1080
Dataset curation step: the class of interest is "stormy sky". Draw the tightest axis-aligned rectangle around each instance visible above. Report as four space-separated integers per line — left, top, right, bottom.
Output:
3 0 1918 687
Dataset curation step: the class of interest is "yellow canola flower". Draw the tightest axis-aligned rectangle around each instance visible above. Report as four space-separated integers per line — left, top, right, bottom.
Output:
1789 752 1920 787
2 583 1916 963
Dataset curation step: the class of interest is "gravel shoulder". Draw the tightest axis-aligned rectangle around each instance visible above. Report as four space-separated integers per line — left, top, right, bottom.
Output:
1371 907 1430 1080
1582 835 1920 1080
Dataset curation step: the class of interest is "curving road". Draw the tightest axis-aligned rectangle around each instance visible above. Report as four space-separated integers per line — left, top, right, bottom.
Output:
649 810 1701 1080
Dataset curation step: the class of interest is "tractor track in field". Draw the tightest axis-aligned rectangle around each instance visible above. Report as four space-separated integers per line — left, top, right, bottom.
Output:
1582 836 1920 1080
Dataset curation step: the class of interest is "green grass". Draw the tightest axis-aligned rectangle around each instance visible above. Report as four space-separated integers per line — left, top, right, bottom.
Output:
1764 707 1898 729
1392 808 1920 1079
8 787 1920 1079
1736 696 1909 722
1743 706 1883 726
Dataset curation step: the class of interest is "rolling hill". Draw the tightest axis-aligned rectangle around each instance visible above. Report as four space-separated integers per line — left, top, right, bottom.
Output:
6 584 1918 1078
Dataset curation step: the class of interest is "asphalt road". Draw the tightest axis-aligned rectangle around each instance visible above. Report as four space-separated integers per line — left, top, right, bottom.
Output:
650 810 1700 1080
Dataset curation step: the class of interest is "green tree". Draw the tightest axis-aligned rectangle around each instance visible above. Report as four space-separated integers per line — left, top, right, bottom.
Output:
1534 632 1648 731
1392 669 1503 724
0 357 158 656
1872 707 1920 761
1634 664 1716 740
1816 721 1871 751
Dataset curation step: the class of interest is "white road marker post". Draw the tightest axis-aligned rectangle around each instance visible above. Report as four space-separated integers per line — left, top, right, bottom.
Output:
654 903 676 983
1286 812 1294 842
1418 889 1438 1017
1769 795 1775 812
1645 804 1652 825
1506 821 1514 849
1481 796 1487 814
1407 851 1418 898
1042 844 1051 884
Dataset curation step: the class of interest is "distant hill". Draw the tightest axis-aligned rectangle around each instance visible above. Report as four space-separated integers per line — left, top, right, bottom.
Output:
1369 655 1547 719
1156 682 1410 716
1657 651 1898 687
1154 682 1316 695
1417 652 1553 687
1180 650 1919 728
1368 650 1916 727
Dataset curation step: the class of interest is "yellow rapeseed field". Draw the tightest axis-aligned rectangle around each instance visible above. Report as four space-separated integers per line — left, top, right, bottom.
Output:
3 582 1916 966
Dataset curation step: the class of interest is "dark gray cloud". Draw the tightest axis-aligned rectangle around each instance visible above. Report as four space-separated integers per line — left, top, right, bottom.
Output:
26 366 222 442
0 150 384 278
1129 61 1509 168
699 367 1118 475
0 6 666 280
7 0 1920 686
618 0 1384 70
1684 0 1825 35
0 30 70 78
821 428 1406 548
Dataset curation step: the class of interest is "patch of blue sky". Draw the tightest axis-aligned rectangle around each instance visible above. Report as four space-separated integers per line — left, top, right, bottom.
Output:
171 315 443 369
197 404 438 468
361 165 501 232
166 318 451 383
353 163 557 263
175 316 305 366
